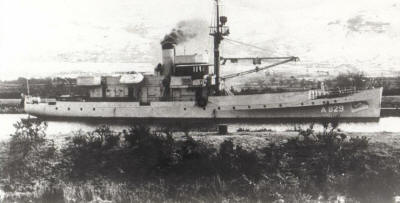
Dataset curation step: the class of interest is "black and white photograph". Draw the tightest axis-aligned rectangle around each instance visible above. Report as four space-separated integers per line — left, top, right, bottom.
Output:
1 0 400 202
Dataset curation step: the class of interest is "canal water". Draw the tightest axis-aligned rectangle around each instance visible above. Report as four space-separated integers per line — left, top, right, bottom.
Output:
1 114 400 141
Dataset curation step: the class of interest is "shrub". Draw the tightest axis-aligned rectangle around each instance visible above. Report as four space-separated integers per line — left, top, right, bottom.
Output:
259 123 400 201
1 119 57 191
60 125 121 180
3 120 400 202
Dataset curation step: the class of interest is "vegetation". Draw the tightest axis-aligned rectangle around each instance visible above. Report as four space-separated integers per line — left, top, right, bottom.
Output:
1 119 400 202
0 77 86 98
0 103 24 114
324 72 367 90
0 119 60 203
236 127 273 132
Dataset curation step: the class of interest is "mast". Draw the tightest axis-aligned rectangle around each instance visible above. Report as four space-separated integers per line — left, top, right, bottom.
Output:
210 0 229 95
26 78 30 95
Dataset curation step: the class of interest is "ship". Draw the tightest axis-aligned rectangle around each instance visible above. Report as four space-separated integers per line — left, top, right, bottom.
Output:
24 0 382 122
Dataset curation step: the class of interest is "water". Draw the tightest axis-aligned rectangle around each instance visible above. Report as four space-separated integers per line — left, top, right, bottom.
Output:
0 114 133 142
1 114 400 141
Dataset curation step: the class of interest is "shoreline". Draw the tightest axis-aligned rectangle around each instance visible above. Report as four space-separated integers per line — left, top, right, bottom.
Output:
44 129 400 150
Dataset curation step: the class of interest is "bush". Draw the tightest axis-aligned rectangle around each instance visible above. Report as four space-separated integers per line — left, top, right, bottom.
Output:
259 124 400 202
120 125 178 179
3 120 400 202
60 125 121 180
1 119 57 190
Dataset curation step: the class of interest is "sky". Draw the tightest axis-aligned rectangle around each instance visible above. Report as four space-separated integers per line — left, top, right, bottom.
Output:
0 0 399 80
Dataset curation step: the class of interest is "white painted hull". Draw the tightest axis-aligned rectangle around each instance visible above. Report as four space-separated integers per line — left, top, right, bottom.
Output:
24 88 382 120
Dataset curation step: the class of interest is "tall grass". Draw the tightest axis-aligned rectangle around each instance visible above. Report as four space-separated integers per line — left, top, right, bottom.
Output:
1 119 400 202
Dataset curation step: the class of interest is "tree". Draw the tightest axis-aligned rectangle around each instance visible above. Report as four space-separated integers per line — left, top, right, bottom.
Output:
2 119 56 190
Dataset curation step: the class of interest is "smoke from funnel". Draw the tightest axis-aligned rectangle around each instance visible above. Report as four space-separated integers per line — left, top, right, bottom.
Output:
161 19 208 47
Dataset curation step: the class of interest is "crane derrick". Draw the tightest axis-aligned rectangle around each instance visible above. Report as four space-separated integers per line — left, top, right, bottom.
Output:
220 56 299 80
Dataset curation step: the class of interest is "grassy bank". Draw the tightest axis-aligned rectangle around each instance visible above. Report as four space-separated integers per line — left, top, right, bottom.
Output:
1 120 400 202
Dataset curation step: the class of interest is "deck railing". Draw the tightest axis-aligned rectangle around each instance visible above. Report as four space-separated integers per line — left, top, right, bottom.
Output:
309 88 358 100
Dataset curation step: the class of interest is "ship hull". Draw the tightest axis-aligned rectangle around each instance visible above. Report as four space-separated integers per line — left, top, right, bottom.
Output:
24 88 382 121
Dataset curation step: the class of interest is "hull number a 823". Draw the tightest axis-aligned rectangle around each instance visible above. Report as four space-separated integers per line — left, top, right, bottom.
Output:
321 105 344 113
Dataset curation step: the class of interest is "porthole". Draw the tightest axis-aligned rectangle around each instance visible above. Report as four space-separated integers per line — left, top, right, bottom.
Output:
80 108 83 111
67 107 70 111
248 105 251 109
218 107 221 110
93 108 96 111
279 104 282 107
184 108 187 111
233 106 236 110
301 103 304 106
55 107 58 110
311 102 315 105
263 105 266 108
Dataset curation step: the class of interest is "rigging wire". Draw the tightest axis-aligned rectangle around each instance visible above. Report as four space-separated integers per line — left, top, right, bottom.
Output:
224 38 271 53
